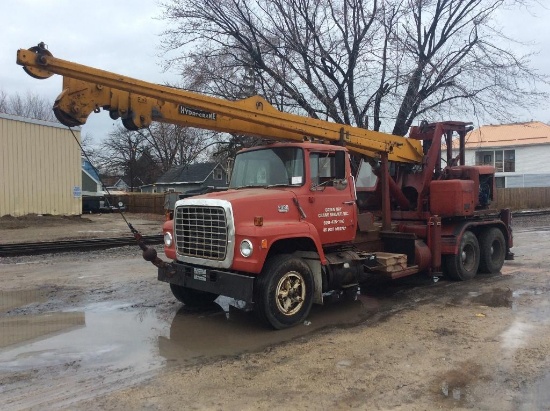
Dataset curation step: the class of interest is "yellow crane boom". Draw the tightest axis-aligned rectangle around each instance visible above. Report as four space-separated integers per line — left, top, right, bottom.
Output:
16 43 423 163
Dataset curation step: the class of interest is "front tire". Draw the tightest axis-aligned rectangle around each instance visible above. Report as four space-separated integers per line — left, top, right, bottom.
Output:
255 254 314 329
445 230 480 281
169 283 218 307
479 227 506 274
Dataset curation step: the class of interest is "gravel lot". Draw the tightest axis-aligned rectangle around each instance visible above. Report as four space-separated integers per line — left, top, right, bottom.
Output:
0 213 549 410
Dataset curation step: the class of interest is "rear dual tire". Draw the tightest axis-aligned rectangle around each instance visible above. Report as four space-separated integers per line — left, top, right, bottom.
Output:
445 228 506 281
445 230 480 281
479 228 506 274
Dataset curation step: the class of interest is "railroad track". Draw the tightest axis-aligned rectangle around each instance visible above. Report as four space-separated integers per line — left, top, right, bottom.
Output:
0 210 547 257
0 235 163 257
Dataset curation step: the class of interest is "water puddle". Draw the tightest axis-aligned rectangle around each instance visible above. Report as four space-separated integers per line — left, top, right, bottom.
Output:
437 361 481 406
470 288 513 308
0 309 160 371
0 289 48 311
0 312 85 349
0 301 168 409
0 288 400 409
514 225 550 233
0 287 404 367
160 295 376 363
518 371 550 411
500 319 535 350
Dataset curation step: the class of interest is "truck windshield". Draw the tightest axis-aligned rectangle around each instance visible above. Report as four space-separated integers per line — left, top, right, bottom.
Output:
229 147 304 189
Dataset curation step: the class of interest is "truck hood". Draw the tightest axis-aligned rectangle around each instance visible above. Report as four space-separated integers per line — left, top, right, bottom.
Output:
192 187 296 202
184 188 302 222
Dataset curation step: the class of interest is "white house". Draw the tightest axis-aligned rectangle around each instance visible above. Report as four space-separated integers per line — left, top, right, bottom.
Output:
462 122 550 188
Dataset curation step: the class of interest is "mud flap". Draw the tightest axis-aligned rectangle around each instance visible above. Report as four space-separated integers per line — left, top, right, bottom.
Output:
293 251 324 305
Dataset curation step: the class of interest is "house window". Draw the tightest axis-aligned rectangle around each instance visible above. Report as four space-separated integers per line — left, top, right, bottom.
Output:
213 168 223 180
495 177 505 188
495 151 503 172
475 149 515 172
504 150 515 172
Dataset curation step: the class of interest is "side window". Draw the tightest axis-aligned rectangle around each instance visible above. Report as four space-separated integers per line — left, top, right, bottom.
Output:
310 153 320 186
310 152 343 189
356 160 378 190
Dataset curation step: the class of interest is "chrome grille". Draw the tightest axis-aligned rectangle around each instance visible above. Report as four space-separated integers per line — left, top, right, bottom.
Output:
174 205 228 260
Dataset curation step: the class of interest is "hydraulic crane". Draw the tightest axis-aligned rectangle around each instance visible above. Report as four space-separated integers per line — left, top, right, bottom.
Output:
17 43 513 329
17 43 422 163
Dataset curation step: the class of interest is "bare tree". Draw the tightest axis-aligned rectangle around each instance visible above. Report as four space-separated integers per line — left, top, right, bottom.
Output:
80 132 101 169
0 90 7 113
98 126 152 191
388 0 545 135
160 0 545 136
99 121 219 189
165 48 284 160
134 122 216 172
0 90 57 122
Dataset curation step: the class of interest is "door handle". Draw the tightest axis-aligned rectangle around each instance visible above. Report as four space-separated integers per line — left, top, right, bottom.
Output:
343 200 355 205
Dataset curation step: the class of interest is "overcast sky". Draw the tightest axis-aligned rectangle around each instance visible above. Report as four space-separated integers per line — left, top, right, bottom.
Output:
3 0 178 141
2 0 549 143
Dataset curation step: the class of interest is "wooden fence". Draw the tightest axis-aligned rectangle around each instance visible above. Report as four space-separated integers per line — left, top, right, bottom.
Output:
109 193 166 215
110 187 550 215
493 187 550 211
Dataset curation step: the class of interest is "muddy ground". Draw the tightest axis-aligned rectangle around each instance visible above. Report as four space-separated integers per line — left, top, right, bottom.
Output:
0 213 165 243
0 213 549 410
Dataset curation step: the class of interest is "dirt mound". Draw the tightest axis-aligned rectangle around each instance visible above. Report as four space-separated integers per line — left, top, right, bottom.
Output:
0 214 92 230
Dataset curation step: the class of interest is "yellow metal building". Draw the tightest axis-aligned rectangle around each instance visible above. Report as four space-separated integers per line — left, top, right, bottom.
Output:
0 113 81 217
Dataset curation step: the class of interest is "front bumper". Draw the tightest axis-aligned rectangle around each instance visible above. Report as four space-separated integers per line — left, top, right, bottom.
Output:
158 261 255 303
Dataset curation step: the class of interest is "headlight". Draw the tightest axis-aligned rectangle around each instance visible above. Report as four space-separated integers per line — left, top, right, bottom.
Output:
240 239 253 257
164 232 173 247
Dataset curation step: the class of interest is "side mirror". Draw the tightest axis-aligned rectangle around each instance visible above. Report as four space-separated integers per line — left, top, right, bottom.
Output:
335 150 346 180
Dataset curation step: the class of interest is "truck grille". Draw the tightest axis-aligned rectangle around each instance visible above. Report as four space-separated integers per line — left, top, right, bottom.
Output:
174 205 228 260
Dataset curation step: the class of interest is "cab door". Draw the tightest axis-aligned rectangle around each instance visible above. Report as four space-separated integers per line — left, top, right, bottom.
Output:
301 151 357 245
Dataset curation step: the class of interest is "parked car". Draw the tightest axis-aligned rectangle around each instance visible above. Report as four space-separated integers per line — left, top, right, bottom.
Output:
82 195 125 214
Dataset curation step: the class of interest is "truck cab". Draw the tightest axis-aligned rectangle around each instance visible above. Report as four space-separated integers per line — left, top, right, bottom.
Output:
161 142 368 329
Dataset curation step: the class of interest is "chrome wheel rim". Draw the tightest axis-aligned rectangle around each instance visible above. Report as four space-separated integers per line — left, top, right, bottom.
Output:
275 271 305 316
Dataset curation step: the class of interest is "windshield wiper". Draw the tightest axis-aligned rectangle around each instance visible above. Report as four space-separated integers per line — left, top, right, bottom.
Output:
310 179 335 190
265 183 291 188
234 184 267 190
